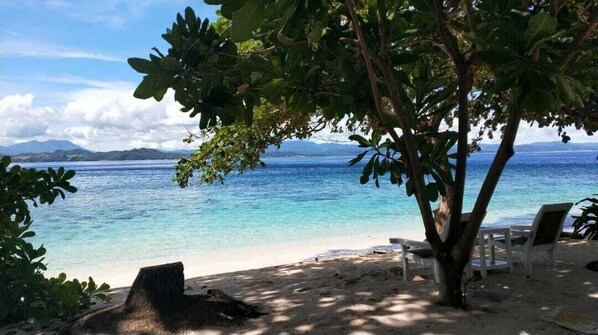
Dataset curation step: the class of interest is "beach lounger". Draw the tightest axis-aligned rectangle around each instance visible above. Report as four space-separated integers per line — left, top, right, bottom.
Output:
390 213 477 283
490 202 573 272
389 237 441 282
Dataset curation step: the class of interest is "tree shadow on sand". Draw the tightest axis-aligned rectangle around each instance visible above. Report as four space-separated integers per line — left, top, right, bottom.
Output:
60 239 597 334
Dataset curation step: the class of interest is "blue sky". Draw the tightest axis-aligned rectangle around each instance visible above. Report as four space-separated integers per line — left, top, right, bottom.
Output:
0 0 219 151
0 1 596 151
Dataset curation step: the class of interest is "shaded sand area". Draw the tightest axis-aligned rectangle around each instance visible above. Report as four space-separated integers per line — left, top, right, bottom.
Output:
2 239 597 334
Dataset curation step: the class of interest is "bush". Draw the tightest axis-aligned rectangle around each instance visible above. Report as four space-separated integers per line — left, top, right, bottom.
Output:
572 195 598 240
0 156 110 325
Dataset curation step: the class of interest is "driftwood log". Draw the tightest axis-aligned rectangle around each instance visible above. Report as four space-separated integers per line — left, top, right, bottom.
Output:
125 262 185 312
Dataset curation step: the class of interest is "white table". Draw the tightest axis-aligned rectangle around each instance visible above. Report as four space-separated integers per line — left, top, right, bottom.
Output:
471 226 513 277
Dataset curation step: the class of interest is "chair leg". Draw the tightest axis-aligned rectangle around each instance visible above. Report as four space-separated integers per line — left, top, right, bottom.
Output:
547 249 556 266
523 252 532 272
465 260 473 279
433 261 440 284
401 247 410 281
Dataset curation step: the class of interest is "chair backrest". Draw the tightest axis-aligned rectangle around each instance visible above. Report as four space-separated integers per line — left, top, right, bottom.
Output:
530 203 573 246
438 212 484 242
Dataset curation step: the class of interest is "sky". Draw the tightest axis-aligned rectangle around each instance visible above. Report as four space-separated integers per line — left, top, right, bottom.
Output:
0 1 596 151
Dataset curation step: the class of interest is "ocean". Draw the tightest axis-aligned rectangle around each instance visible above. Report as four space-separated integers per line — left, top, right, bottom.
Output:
22 150 598 286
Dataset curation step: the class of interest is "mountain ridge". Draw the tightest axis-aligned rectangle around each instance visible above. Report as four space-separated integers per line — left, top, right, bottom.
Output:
0 140 88 155
2 139 596 162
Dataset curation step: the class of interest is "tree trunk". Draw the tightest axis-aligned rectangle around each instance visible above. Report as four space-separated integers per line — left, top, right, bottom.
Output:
125 262 185 312
436 245 470 307
437 263 465 307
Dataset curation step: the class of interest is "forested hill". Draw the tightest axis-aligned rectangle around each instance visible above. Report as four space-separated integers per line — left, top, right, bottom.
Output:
2 140 596 162
8 148 186 162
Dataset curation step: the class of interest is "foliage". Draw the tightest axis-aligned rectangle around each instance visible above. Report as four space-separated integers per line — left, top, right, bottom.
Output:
9 148 184 163
130 1 597 307
0 156 110 325
572 195 598 240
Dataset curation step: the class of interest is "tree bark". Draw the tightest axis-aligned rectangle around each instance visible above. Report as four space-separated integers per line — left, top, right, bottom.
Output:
125 262 185 312
437 258 466 307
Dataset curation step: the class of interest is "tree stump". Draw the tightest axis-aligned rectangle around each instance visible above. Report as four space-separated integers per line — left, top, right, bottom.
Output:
59 261 265 334
125 262 185 312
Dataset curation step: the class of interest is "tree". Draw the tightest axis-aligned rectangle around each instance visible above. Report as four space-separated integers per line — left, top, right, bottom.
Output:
129 0 597 307
0 156 110 324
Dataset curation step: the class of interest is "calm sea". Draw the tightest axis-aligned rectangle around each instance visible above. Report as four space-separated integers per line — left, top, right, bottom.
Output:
23 150 597 284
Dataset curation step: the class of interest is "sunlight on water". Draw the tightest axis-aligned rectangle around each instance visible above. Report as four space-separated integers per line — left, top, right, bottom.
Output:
23 151 597 282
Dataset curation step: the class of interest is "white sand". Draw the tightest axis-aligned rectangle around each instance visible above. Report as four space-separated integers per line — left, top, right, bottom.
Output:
49 229 425 288
3 238 596 335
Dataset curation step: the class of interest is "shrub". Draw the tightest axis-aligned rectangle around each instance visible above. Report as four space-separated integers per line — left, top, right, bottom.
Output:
572 195 598 240
0 156 110 325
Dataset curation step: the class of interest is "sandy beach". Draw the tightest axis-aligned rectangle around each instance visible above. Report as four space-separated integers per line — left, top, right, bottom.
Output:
43 230 426 289
3 238 597 335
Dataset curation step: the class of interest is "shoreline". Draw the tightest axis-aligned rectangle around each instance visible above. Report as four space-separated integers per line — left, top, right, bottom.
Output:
7 238 597 334
46 229 426 289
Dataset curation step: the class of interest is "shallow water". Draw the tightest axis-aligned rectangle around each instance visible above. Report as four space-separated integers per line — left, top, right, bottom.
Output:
23 150 597 283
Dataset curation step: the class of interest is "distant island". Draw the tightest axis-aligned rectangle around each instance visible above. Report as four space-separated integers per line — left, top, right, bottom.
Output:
7 148 186 162
1 139 596 162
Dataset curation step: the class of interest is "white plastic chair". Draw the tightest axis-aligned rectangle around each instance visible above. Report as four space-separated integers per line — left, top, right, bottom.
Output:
491 202 573 271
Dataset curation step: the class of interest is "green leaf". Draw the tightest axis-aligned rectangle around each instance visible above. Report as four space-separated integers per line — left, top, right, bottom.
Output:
523 12 557 46
231 0 265 42
349 134 371 148
128 58 159 74
154 88 167 101
348 151 368 167
262 78 286 103
410 0 430 12
361 156 375 184
390 52 419 65
184 7 198 32
221 0 246 19
133 76 160 100
63 170 75 180
160 57 180 72
426 183 439 202
20 231 35 238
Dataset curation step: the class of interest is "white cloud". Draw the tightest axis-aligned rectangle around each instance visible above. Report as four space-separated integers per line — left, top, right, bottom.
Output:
41 0 194 29
2 89 596 153
36 74 132 90
0 94 52 141
475 123 594 145
0 88 198 151
1 39 123 62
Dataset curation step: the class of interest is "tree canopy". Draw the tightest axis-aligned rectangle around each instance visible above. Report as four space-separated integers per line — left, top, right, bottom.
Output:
130 0 597 307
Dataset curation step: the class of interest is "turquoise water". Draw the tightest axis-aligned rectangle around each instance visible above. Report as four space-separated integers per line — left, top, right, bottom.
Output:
23 150 597 279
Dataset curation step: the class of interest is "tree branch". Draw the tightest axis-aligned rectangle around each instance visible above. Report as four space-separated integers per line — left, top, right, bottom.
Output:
431 0 472 249
339 37 360 46
466 89 524 247
345 0 440 246
377 0 389 55
557 14 598 71
462 0 479 37
432 1 468 72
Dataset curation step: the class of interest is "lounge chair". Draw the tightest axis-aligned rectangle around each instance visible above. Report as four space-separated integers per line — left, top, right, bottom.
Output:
389 237 440 282
490 202 573 271
390 213 476 283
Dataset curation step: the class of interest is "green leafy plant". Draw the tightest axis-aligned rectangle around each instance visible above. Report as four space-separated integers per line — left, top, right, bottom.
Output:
572 195 598 240
0 156 110 325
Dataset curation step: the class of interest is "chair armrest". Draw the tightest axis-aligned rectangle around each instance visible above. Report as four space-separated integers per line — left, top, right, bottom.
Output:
510 230 532 238
389 238 431 250
510 225 532 231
